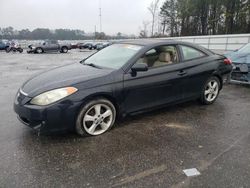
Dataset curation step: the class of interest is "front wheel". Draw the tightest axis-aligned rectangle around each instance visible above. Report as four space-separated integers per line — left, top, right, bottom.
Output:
200 76 221 105
76 98 116 136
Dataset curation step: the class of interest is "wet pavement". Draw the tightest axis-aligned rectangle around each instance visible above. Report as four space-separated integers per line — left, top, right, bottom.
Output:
0 50 250 188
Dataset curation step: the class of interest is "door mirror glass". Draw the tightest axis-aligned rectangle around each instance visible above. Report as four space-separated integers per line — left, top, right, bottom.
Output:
131 63 148 72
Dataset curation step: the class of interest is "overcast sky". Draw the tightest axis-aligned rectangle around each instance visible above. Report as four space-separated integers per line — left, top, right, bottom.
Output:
0 0 164 35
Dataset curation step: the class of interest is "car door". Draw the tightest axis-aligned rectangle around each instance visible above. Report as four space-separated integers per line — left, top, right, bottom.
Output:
42 41 50 52
49 41 59 51
122 45 187 113
177 45 215 99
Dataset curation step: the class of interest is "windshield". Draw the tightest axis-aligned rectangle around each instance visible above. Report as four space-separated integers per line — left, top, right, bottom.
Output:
84 44 142 69
239 43 250 53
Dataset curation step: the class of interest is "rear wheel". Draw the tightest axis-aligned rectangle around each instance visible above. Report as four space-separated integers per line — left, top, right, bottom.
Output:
61 46 68 53
76 98 116 136
5 47 11 53
18 48 23 53
4 47 9 52
36 47 43 54
200 76 220 105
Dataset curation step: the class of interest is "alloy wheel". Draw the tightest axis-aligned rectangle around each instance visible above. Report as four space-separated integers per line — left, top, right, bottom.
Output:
83 103 113 135
204 80 219 102
36 48 43 53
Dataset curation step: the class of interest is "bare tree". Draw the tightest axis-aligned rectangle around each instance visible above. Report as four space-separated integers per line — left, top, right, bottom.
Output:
148 0 160 37
139 21 150 38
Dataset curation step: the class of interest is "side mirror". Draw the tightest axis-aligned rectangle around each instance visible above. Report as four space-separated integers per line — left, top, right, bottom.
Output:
131 63 148 72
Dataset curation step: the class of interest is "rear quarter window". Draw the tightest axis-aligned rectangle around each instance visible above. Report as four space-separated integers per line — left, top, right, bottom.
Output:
180 45 207 61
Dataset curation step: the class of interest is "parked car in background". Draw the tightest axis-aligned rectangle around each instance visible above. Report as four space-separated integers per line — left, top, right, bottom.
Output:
92 43 103 50
14 40 232 136
27 40 71 53
225 43 250 84
96 42 113 51
70 43 79 49
96 43 105 51
6 41 23 53
78 42 93 50
0 40 10 51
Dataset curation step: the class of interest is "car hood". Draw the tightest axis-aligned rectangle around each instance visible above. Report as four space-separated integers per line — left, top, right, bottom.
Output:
22 63 113 97
225 51 250 63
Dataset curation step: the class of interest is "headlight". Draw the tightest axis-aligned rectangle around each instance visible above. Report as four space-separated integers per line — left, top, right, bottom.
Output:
30 87 78 106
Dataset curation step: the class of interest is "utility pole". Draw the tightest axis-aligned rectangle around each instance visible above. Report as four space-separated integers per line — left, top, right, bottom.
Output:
99 0 102 33
94 25 96 40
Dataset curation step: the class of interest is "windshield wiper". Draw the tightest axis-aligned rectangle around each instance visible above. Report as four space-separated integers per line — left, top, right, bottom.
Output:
84 63 102 69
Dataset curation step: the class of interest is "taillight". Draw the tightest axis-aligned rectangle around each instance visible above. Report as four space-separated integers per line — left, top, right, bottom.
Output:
224 58 232 65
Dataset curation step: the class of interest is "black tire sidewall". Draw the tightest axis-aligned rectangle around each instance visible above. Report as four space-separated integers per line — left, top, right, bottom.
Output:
6 48 10 53
18 48 23 53
76 98 116 136
200 76 221 105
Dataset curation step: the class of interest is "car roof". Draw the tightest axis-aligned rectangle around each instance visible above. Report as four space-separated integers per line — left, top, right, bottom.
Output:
119 39 213 55
119 39 178 46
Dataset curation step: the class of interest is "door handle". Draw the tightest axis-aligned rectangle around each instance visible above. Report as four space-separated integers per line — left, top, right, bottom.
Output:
178 70 187 76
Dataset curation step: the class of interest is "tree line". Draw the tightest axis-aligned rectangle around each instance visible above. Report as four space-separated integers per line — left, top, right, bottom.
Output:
141 0 250 37
0 27 132 40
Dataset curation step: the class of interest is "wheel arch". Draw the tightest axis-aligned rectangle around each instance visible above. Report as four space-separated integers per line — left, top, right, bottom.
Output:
61 46 68 50
77 92 120 118
211 73 223 90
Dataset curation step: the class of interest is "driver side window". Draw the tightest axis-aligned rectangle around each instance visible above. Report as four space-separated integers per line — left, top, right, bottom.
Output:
135 45 179 68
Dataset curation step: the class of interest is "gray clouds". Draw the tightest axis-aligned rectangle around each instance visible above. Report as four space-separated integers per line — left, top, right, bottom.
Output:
0 0 163 35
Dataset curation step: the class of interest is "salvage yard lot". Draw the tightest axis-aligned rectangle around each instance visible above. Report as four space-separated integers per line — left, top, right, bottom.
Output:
0 50 250 188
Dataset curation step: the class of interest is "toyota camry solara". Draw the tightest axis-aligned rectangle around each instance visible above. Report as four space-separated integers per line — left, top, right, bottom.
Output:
14 40 232 136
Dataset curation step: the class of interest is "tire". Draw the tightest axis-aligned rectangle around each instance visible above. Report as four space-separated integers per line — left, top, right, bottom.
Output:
5 48 11 53
76 98 116 137
61 46 68 53
200 76 221 105
36 47 43 54
18 48 23 53
4 47 9 52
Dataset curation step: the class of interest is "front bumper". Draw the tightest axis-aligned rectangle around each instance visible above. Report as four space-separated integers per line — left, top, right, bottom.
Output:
14 92 82 134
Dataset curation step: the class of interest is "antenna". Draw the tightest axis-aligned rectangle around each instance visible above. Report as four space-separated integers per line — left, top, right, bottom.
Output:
99 0 102 33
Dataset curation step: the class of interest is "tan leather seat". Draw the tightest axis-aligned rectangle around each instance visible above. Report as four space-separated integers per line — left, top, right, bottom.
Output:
136 57 148 65
153 52 172 67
